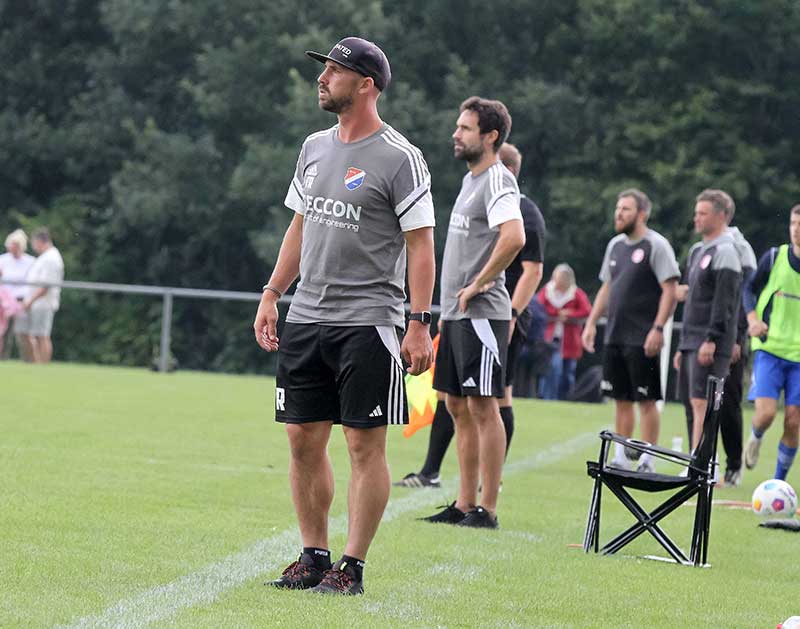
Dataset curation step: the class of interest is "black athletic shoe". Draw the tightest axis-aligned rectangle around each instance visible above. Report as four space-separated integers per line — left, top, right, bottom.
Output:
456 506 499 529
418 501 466 524
393 472 441 488
267 553 326 590
309 561 364 595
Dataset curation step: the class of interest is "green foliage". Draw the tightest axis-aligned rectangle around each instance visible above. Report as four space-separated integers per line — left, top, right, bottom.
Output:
2 0 800 371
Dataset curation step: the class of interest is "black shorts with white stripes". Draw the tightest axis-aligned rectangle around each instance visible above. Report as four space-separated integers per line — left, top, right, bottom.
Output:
433 319 509 398
275 323 408 428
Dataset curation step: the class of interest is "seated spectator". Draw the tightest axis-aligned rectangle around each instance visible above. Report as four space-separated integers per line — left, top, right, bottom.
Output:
537 263 591 400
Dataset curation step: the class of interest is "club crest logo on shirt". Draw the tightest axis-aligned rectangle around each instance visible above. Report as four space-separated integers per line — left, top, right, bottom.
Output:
303 164 318 190
344 167 366 191
631 248 645 264
700 253 712 269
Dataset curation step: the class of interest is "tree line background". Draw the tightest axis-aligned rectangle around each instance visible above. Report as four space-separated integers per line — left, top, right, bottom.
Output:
2 0 799 373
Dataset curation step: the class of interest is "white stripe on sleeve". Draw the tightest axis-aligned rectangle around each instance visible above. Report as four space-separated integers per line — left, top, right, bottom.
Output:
284 177 305 215
487 192 522 229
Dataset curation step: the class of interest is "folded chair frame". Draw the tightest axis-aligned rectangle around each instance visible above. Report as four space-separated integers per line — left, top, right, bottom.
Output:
583 376 723 567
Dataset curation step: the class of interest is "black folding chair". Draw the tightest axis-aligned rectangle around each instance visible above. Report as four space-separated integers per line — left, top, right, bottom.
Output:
583 376 724 566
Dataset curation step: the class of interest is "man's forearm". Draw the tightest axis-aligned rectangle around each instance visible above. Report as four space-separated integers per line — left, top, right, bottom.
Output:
472 221 524 287
26 287 47 306
405 227 435 312
741 267 760 314
586 282 610 326
653 280 677 327
266 214 304 293
511 262 542 314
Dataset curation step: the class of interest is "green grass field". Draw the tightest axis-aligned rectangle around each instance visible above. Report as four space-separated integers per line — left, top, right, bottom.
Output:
1 361 797 628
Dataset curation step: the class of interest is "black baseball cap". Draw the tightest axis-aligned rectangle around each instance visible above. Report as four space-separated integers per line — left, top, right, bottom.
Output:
306 37 391 92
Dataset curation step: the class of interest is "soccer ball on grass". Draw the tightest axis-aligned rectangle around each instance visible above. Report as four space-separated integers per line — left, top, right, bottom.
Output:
751 479 797 518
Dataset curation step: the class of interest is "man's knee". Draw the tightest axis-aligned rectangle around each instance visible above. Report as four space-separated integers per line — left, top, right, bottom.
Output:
638 400 658 415
344 426 387 468
785 406 800 432
466 396 499 423
286 423 330 462
445 394 468 420
755 398 778 421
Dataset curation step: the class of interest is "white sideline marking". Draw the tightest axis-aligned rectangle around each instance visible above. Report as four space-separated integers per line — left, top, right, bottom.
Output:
63 431 599 629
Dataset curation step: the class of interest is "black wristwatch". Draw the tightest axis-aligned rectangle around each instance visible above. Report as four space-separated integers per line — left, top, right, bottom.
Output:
409 311 432 325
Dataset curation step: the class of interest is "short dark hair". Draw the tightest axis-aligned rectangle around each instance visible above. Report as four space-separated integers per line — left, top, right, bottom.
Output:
791 204 800 217
32 227 51 243
696 189 735 222
459 96 512 152
617 188 652 216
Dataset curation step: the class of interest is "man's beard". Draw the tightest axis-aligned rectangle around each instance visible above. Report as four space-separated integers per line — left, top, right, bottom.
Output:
615 216 636 235
455 142 485 164
320 92 353 114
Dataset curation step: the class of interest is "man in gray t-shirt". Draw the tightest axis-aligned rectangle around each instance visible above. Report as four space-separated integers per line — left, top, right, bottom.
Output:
583 190 679 472
423 97 524 530
253 37 435 595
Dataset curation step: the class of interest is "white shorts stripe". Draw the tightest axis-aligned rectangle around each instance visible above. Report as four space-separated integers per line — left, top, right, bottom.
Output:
480 347 486 395
387 360 395 423
391 362 401 424
390 364 397 424
396 364 405 424
470 319 500 365
488 347 493 395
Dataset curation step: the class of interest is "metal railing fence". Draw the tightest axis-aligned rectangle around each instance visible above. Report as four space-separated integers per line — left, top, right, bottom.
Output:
0 279 442 372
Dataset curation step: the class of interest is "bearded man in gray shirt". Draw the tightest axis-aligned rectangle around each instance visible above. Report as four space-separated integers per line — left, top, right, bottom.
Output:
421 97 525 529
253 37 436 595
582 189 679 473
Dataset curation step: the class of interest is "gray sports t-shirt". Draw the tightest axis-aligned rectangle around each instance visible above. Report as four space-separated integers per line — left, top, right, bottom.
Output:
440 161 523 320
599 229 680 345
284 124 435 328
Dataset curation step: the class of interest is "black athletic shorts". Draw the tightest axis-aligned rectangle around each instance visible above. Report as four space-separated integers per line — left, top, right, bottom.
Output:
275 323 408 428
601 344 663 402
433 319 509 398
678 350 730 400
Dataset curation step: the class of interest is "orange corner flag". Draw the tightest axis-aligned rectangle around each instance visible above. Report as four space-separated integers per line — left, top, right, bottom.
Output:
403 334 440 438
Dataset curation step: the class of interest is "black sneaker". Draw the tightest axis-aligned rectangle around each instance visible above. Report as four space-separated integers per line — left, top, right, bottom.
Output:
309 560 364 595
267 553 326 590
418 501 466 524
456 506 499 529
393 472 441 488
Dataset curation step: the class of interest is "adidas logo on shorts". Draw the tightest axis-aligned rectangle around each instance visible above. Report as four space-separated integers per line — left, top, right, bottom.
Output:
369 406 383 418
462 377 476 388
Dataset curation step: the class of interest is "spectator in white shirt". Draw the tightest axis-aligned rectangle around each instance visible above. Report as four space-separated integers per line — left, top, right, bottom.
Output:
17 228 64 363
